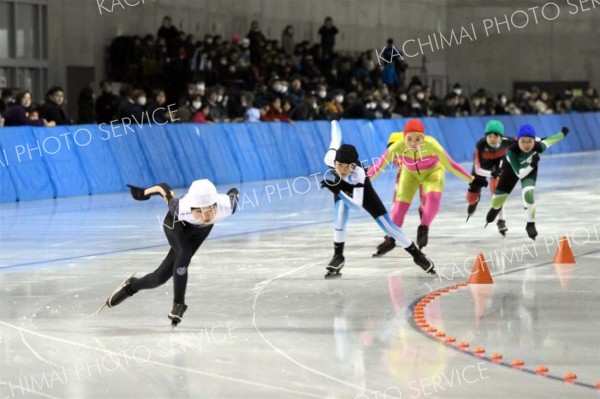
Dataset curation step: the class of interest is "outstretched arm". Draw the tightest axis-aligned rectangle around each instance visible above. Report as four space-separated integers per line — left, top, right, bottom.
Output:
429 138 473 182
324 120 343 168
540 127 568 153
367 137 403 179
127 183 176 204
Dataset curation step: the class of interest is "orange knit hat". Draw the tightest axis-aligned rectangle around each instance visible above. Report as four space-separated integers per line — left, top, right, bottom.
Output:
403 119 425 135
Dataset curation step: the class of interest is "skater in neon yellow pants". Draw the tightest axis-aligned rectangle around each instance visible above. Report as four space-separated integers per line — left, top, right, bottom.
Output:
368 118 474 250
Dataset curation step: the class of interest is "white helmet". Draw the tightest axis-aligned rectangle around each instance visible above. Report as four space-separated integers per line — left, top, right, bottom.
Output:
187 179 218 208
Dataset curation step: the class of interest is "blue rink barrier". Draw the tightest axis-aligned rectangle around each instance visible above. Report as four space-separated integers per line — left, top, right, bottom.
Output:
0 113 599 202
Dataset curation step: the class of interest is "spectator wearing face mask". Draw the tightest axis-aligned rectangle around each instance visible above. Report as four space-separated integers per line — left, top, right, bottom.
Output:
395 92 411 117
193 102 212 123
494 93 509 115
451 83 471 115
341 91 375 120
177 95 202 123
39 86 70 125
378 96 394 119
206 88 228 123
131 89 147 122
325 90 344 115
409 91 427 117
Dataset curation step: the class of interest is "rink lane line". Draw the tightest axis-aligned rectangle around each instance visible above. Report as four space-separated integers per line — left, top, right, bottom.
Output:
409 248 600 391
0 321 324 398
0 219 344 271
252 261 404 399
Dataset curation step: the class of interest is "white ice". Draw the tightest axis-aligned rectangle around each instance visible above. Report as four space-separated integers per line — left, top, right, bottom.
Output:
1 152 599 399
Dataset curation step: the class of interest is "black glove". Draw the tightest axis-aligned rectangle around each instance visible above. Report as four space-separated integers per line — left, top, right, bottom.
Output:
320 179 341 194
126 184 150 201
227 188 240 213
472 175 488 189
530 153 540 168
490 164 501 178
561 126 569 137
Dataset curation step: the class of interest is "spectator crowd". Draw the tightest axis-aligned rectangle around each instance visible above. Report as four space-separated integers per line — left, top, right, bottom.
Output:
1 16 599 127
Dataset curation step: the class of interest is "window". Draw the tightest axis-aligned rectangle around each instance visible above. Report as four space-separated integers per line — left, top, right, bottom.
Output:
16 3 39 59
0 2 14 59
0 1 48 96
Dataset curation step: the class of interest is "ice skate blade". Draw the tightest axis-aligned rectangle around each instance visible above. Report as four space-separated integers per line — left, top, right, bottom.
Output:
324 272 342 279
94 302 107 316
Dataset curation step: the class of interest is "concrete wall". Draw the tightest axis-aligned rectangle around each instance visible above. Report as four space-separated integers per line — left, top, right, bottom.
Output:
44 0 598 96
46 0 447 92
444 0 600 94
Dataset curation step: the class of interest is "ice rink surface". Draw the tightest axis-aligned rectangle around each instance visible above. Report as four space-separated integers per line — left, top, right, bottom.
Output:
1 151 599 399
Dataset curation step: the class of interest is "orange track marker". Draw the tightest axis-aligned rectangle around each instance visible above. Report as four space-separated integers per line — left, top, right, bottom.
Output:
468 253 494 284
553 236 576 264
535 365 549 374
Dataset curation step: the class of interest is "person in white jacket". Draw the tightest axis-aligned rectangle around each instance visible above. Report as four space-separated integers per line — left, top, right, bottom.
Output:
98 179 239 326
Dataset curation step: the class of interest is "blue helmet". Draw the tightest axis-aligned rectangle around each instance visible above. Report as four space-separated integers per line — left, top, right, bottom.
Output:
517 124 536 139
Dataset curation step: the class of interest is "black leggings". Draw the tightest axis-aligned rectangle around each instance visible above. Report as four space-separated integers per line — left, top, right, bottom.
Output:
130 213 213 304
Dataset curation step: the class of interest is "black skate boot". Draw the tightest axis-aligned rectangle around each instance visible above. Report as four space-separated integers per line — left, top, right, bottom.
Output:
169 303 188 327
373 236 396 257
95 273 137 315
526 222 537 240
485 207 501 226
404 243 435 275
417 225 429 249
497 219 508 237
466 201 479 222
325 254 345 278
326 243 345 278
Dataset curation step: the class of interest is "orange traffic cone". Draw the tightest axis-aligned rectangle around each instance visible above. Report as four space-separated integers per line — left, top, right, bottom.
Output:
468 253 494 284
553 236 576 264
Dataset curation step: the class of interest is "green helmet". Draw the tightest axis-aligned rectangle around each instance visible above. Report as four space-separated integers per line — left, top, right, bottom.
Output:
484 120 505 136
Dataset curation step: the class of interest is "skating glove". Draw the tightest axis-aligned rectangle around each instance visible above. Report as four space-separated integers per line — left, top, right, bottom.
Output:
127 184 150 201
561 126 569 137
490 164 501 178
127 183 174 201
227 188 240 214
530 153 540 168
320 179 342 194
